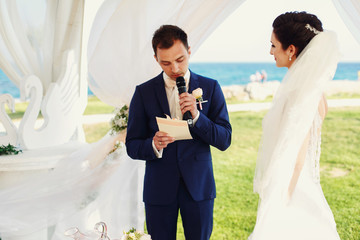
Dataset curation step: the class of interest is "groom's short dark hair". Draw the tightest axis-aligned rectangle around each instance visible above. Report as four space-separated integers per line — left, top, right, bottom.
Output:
152 25 189 56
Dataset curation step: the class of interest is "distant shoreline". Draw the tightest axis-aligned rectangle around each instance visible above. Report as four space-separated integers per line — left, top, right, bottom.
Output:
3 79 360 102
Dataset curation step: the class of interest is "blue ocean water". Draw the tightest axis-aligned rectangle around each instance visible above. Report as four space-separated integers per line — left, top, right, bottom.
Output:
189 62 360 86
1 62 359 98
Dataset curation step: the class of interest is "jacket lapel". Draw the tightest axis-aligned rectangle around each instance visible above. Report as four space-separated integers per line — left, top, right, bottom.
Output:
188 70 199 93
154 74 171 117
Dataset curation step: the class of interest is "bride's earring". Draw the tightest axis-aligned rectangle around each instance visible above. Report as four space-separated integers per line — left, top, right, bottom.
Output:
289 55 292 61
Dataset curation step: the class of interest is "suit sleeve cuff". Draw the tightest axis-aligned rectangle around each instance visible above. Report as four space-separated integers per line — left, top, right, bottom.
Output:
193 110 200 125
152 140 163 158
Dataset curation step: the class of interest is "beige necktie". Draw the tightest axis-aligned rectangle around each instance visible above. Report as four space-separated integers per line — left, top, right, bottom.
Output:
164 78 182 119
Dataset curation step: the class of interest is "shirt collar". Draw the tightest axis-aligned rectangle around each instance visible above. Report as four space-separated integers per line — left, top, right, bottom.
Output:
163 70 190 89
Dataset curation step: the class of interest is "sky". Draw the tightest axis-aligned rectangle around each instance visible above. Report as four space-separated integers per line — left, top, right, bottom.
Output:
191 0 360 62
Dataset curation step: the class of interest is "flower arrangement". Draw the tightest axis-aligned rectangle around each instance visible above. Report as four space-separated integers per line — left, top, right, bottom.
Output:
109 105 129 136
120 228 151 240
0 143 22 155
108 105 129 154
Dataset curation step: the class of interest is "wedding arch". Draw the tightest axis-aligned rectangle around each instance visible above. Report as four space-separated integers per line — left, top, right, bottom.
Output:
0 0 359 239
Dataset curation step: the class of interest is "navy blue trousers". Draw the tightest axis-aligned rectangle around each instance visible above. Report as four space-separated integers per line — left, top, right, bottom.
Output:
145 178 214 240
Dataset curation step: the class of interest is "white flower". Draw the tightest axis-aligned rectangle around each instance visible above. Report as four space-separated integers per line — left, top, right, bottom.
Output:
115 117 126 127
139 235 152 240
120 228 151 240
120 235 128 240
192 88 203 100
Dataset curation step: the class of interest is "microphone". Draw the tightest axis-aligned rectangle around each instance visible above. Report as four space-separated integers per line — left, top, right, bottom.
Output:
176 76 194 128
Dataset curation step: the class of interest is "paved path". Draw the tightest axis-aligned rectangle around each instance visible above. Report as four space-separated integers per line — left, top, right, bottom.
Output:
227 98 360 112
81 98 360 124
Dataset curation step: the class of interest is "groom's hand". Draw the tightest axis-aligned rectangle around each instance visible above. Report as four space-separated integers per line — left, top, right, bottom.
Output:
154 131 175 150
179 92 198 119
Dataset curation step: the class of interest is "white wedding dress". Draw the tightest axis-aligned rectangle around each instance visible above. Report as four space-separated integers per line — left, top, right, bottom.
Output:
249 31 341 240
249 108 340 240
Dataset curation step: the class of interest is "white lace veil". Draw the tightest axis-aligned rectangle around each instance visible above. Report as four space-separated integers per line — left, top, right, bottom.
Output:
253 30 341 200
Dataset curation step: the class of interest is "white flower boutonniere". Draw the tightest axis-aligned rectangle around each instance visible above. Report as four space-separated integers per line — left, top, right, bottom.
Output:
192 88 207 110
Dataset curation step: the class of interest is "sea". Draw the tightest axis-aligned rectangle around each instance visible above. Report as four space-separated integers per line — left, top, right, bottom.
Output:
1 62 359 98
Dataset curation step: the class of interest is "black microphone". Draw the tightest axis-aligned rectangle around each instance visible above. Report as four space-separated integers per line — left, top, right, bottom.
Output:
176 76 194 128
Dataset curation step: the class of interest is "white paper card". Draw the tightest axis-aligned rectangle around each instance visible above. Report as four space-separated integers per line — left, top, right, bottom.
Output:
156 115 192 140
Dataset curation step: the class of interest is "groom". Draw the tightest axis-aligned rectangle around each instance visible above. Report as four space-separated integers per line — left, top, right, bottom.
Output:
126 25 232 240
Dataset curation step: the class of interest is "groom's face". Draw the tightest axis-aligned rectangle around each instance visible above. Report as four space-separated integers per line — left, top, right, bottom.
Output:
154 39 191 81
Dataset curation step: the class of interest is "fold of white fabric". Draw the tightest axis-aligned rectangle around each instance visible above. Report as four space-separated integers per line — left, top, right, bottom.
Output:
332 0 360 45
88 0 246 107
0 133 145 239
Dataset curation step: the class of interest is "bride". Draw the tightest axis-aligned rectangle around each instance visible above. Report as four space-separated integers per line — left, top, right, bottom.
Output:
249 12 341 240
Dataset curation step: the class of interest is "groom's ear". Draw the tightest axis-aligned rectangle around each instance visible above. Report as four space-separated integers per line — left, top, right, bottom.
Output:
154 54 158 62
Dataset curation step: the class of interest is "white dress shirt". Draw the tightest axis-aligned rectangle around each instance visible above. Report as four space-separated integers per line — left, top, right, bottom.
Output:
152 70 200 158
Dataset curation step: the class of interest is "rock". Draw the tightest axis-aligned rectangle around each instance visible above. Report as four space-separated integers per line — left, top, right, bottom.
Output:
244 81 280 100
221 80 360 102
222 85 250 101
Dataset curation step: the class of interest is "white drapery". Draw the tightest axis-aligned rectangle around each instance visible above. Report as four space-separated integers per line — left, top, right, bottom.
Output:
0 1 142 239
88 0 246 107
332 0 360 45
0 0 85 92
0 0 247 239
0 133 145 240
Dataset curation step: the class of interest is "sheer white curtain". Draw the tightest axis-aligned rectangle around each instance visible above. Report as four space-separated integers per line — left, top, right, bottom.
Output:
88 0 246 107
0 0 84 92
332 0 360 45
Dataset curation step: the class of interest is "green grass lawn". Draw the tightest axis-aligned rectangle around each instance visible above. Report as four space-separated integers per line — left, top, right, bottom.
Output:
208 108 360 240
7 96 116 120
82 102 360 240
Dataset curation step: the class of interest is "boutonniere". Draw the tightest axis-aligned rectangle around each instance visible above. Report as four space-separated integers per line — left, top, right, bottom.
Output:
192 88 207 110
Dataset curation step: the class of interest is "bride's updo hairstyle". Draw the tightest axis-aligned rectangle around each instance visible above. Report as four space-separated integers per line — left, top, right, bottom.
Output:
272 11 323 57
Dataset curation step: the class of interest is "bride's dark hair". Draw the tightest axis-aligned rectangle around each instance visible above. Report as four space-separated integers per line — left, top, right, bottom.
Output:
272 11 323 57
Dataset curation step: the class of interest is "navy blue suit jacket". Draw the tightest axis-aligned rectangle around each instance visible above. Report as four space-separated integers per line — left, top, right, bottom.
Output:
126 70 232 205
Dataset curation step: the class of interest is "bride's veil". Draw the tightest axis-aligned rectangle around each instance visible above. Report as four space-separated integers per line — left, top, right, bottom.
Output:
253 31 341 200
